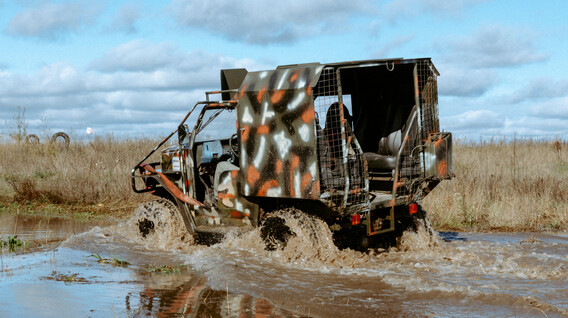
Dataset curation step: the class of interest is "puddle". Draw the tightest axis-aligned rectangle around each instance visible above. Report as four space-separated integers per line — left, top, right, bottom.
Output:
1 211 567 317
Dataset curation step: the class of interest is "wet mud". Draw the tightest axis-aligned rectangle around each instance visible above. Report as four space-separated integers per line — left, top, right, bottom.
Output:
1 211 567 317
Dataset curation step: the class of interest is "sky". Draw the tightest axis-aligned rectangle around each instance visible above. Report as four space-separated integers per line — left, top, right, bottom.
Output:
0 0 567 141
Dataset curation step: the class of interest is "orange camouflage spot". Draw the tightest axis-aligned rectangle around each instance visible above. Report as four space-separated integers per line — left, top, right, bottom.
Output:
231 211 244 218
230 170 238 178
290 70 299 83
312 180 321 198
271 90 285 103
257 125 269 134
241 125 250 141
301 107 315 123
275 160 282 174
301 173 312 193
247 166 260 185
218 192 235 200
258 180 279 196
292 155 300 169
257 86 266 103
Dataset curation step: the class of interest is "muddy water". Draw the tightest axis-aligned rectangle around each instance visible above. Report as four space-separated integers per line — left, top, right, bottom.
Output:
1 212 567 317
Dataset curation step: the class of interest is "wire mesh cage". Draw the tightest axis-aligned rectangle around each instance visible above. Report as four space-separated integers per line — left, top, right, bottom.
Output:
314 67 368 214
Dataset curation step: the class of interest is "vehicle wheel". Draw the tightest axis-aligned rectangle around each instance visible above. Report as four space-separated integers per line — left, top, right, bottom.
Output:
25 134 40 145
260 216 295 251
133 199 193 247
50 132 70 150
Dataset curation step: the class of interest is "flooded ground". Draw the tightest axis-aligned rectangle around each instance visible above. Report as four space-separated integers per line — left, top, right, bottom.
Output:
1 212 567 317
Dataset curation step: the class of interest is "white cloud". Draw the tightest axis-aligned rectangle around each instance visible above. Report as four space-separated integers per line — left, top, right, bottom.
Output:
445 24 548 68
90 40 181 72
441 110 504 130
384 0 487 21
0 41 269 136
4 2 101 40
108 3 140 34
167 0 374 44
437 64 496 97
530 97 568 119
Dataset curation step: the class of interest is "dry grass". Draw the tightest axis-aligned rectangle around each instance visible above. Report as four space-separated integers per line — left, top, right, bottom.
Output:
1 135 567 231
423 138 568 232
0 136 161 218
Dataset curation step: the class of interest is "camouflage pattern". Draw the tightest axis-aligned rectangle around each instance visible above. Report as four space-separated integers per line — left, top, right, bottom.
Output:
235 67 324 200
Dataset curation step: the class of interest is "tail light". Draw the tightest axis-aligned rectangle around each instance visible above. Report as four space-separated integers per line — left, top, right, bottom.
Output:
409 203 418 214
351 214 361 225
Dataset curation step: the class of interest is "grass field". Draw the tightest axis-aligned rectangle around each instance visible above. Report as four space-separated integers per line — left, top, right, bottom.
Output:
0 137 566 231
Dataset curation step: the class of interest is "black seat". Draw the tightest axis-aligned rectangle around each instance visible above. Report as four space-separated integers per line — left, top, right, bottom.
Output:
363 105 417 173
364 129 401 171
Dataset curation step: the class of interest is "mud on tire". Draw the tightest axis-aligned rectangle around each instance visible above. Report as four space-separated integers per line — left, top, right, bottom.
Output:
260 216 295 251
133 198 192 247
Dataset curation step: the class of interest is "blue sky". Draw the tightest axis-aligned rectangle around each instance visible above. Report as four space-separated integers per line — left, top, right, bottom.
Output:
1 0 567 140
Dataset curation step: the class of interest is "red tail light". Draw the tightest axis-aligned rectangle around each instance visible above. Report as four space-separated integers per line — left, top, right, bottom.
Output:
409 203 418 214
351 214 361 225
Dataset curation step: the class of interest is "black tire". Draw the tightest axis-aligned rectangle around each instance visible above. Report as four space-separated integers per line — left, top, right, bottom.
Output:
25 134 40 145
260 216 296 251
133 199 194 248
50 132 70 150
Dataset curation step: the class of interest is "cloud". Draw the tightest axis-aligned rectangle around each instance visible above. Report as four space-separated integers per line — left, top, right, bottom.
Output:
437 64 496 97
530 97 568 119
167 0 374 44
507 78 568 103
384 0 486 22
372 34 414 58
441 110 505 130
4 2 101 40
108 3 140 34
0 41 269 136
90 40 180 72
445 24 548 68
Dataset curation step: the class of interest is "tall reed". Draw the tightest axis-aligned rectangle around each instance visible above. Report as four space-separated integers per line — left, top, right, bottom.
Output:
422 138 568 231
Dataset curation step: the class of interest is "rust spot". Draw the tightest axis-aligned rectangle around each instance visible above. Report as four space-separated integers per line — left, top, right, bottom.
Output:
239 83 247 98
257 125 269 134
258 180 279 196
247 166 260 185
307 82 312 96
257 86 266 103
438 160 447 176
271 90 285 103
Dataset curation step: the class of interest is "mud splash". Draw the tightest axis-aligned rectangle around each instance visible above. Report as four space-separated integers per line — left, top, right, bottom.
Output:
1 210 567 317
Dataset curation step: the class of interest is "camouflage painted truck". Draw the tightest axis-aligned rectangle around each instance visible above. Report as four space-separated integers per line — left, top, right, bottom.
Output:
131 58 453 250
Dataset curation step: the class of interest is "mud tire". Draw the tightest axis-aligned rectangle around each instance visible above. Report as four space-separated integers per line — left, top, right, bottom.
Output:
25 134 40 145
50 132 70 151
260 216 295 251
134 199 184 238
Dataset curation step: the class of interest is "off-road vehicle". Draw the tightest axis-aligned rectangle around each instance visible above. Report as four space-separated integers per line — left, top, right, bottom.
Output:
131 58 453 250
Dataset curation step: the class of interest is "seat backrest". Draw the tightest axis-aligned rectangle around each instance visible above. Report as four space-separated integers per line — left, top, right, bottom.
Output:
378 130 401 155
377 105 418 156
